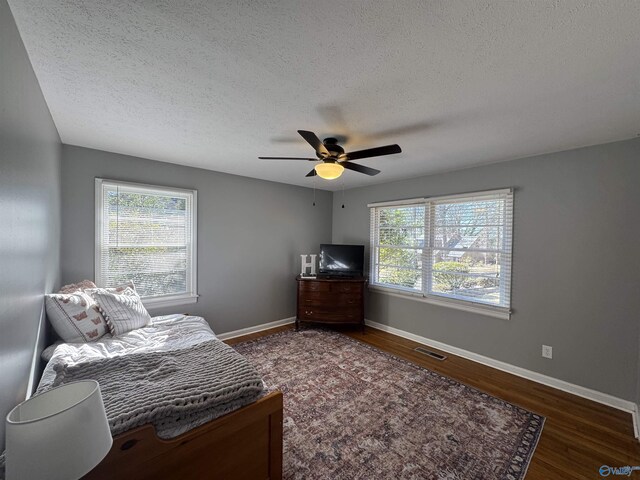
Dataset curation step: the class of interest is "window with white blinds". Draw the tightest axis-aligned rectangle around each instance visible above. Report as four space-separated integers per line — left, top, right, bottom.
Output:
95 179 197 307
370 203 425 293
369 189 513 316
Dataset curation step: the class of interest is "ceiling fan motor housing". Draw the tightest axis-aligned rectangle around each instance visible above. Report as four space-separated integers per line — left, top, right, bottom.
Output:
322 138 344 158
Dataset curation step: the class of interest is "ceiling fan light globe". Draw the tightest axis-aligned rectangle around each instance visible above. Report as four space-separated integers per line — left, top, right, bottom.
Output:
315 162 344 180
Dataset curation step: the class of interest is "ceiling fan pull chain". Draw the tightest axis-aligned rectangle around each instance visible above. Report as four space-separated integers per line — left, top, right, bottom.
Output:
313 177 316 207
341 181 345 209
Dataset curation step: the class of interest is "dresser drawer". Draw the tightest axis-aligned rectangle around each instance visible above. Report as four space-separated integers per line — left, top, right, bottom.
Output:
299 292 361 307
299 296 324 307
333 283 363 294
327 293 362 307
298 306 362 323
298 290 329 301
298 281 330 293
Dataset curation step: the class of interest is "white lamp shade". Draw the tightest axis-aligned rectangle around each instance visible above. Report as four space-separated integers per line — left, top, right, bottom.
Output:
5 380 113 480
315 162 344 180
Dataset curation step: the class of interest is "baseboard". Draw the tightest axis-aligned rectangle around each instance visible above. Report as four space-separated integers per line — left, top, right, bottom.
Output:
217 317 296 341
365 319 639 437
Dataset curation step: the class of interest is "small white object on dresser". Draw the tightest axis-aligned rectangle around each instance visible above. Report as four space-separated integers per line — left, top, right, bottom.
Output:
300 254 317 277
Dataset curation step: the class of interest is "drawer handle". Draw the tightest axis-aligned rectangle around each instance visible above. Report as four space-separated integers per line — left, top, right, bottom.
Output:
121 439 138 451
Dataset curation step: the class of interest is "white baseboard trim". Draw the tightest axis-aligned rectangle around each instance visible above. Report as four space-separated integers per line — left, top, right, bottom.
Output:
365 319 639 438
217 317 296 341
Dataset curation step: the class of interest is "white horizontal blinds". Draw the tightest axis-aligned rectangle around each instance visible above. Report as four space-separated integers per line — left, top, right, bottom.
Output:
99 182 193 298
370 203 425 292
369 209 378 285
427 190 513 307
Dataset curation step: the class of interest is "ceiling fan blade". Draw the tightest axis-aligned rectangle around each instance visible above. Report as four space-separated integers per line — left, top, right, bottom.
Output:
342 162 380 176
298 130 330 156
305 169 317 177
341 144 401 161
259 156 317 161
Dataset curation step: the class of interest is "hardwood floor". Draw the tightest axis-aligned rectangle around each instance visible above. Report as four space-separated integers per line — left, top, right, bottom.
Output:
227 324 640 479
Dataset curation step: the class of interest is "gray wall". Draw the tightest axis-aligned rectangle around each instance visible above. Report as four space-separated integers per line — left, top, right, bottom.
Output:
0 0 62 450
61 145 333 334
332 138 640 401
637 319 640 416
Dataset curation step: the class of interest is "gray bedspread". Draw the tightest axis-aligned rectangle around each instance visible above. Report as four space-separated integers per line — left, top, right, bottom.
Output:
43 339 264 437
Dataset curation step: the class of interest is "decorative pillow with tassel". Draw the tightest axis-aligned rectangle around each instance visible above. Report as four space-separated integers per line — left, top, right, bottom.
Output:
90 287 151 336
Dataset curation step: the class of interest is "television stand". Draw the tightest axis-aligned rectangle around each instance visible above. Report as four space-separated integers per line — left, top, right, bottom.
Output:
296 275 367 333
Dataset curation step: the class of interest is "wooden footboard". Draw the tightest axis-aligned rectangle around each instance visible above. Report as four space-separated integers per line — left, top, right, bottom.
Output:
85 391 283 480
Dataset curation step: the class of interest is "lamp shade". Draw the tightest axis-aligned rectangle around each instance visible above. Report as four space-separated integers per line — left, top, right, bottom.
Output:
315 162 344 179
5 380 112 480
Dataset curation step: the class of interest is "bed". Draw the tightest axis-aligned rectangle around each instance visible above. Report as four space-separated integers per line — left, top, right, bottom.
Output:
38 314 283 480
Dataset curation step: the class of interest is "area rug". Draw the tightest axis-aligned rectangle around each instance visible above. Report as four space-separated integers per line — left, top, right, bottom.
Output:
234 328 544 480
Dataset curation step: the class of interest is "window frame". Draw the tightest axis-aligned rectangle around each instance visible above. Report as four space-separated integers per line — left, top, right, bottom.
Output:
369 189 513 320
95 178 198 309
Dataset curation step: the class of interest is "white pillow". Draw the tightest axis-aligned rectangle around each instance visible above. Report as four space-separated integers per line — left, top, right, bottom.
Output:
91 287 151 336
90 280 136 294
45 291 109 343
58 279 97 294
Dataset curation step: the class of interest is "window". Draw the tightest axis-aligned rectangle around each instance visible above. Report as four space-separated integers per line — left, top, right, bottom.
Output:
95 179 197 308
370 202 425 293
369 189 513 318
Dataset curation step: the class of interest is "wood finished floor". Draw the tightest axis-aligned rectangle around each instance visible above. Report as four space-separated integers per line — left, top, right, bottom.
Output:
226 324 640 479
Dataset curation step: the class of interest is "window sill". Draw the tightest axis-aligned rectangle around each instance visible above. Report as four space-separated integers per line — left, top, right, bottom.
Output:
142 294 199 309
368 285 511 320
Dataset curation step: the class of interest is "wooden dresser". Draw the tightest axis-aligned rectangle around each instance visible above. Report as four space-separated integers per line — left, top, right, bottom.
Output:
296 275 367 332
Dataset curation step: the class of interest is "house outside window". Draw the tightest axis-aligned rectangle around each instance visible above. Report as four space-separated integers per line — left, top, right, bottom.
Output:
369 189 513 318
95 179 198 308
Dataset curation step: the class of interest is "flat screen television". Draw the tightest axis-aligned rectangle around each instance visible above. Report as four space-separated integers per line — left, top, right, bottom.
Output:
318 244 365 277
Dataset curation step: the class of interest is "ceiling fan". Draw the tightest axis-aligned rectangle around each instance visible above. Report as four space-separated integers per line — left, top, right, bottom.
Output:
259 130 401 180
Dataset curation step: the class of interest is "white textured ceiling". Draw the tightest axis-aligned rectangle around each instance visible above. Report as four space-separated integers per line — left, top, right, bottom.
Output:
8 0 640 190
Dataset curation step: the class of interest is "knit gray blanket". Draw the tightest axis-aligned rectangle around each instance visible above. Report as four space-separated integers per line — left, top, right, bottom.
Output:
48 340 264 437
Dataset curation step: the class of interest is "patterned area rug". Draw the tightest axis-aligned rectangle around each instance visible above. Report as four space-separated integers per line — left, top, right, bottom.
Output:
234 328 544 480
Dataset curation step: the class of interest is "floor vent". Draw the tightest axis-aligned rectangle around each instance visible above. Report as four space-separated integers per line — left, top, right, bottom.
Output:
414 347 447 361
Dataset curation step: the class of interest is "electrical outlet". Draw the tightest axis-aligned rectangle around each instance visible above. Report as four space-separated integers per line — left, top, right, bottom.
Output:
542 345 553 359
